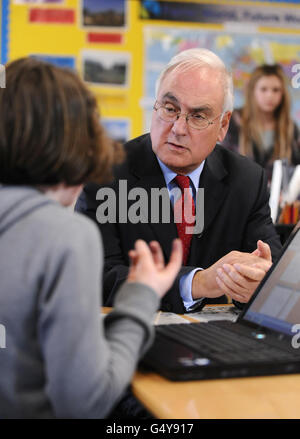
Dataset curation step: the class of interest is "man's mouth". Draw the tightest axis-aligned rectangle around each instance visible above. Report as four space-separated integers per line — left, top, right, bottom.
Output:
167 142 186 150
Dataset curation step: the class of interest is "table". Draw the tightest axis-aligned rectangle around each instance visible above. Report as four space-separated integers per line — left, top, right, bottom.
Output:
132 371 300 419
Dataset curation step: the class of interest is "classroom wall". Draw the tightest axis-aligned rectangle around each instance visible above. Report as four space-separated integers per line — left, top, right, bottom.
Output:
2 0 300 142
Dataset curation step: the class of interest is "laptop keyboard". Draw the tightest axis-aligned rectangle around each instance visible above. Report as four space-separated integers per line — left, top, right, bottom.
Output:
156 323 298 364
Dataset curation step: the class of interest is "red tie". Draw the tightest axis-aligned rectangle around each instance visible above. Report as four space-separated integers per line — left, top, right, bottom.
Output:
174 175 196 265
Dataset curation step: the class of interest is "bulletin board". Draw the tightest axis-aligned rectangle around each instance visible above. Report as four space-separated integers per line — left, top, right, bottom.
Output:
6 0 300 140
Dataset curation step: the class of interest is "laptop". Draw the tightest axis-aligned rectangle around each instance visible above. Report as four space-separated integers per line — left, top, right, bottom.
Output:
140 225 300 381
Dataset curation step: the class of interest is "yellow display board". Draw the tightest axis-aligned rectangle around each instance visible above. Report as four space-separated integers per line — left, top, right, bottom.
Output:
9 0 147 139
8 0 300 139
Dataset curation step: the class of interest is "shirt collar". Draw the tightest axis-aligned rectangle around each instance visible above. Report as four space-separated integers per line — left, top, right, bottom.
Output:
157 157 205 191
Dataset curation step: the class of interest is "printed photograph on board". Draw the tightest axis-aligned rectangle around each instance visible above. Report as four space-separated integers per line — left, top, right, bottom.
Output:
82 49 130 87
82 0 127 29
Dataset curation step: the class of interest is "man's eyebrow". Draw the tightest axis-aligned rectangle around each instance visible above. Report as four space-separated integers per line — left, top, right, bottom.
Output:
161 93 179 104
191 105 213 114
161 94 213 114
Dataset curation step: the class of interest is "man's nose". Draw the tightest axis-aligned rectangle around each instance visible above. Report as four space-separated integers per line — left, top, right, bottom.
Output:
171 113 189 135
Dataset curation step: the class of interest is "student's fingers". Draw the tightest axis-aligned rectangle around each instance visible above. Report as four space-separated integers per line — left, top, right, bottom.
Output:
163 239 183 278
127 249 139 279
149 241 165 269
128 249 137 263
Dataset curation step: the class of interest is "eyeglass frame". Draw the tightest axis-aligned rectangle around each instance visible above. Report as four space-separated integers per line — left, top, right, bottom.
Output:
153 100 224 130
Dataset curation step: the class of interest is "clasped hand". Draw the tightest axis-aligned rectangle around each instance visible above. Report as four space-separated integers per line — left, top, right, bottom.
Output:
193 240 272 304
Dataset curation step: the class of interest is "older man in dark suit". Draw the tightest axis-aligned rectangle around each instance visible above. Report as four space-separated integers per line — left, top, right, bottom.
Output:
76 48 281 314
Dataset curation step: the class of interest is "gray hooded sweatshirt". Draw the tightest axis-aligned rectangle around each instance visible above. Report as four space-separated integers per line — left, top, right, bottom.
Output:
0 186 159 418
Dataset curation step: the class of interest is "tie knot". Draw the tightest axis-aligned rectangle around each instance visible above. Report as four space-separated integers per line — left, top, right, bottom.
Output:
174 175 190 191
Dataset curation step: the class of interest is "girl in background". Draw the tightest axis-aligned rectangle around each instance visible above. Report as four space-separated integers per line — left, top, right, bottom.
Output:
222 64 300 180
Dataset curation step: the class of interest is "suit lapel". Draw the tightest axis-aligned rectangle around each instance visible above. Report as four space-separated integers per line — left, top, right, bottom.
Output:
188 146 229 262
199 146 229 234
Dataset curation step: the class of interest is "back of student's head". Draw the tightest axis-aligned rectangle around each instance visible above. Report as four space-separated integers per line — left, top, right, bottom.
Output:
0 57 122 186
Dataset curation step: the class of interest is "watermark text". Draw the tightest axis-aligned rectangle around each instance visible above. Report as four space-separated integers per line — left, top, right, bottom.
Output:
291 323 300 349
291 64 300 89
0 324 6 348
0 64 5 89
95 181 204 234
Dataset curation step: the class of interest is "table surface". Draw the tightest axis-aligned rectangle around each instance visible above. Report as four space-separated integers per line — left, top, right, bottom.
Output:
132 371 300 419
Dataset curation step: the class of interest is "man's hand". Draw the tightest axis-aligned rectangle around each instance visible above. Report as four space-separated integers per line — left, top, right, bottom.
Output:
127 239 182 298
192 241 272 303
216 240 272 302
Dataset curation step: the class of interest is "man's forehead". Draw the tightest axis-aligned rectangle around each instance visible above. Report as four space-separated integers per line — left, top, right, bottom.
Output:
158 67 224 112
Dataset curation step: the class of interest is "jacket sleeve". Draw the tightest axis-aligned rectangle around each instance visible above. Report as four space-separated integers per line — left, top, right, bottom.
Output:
38 215 159 419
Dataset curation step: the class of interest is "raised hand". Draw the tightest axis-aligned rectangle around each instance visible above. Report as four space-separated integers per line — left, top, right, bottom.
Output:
127 239 182 298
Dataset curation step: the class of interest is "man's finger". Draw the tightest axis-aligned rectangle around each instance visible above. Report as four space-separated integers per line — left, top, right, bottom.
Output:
215 276 247 303
253 240 272 261
233 263 268 281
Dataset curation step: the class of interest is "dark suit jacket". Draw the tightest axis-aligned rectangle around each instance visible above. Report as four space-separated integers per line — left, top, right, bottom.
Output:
76 133 282 313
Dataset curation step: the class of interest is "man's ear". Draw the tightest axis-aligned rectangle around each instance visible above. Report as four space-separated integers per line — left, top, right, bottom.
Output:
217 111 232 143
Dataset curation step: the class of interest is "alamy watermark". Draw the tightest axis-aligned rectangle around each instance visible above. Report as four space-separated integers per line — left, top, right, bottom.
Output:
95 181 204 234
0 64 5 89
291 64 300 89
0 324 6 349
291 324 300 349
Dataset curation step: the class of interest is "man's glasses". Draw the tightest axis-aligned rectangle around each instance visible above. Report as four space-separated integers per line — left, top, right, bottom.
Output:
153 101 223 130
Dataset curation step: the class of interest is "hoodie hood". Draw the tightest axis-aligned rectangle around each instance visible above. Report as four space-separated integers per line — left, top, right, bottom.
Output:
0 186 54 236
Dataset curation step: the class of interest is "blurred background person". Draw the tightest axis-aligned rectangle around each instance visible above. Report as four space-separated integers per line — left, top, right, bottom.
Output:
222 64 300 181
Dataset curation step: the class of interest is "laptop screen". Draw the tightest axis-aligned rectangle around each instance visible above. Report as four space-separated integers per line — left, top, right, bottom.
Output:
243 228 300 336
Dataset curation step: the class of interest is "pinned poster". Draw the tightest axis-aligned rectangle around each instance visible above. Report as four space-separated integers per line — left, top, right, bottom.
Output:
29 8 75 24
81 0 127 30
82 49 130 88
14 1 64 3
31 54 75 69
101 118 130 144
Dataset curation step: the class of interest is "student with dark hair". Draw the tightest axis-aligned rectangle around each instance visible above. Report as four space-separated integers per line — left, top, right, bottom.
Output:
0 57 182 419
222 64 300 181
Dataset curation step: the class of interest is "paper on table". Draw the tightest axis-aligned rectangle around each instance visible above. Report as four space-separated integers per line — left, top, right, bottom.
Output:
153 306 240 325
184 305 240 323
153 312 191 325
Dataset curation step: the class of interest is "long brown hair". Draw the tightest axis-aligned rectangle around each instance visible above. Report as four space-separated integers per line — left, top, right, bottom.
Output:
0 57 123 185
241 64 293 161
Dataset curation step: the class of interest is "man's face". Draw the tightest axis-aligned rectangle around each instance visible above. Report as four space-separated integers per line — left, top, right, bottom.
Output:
150 66 231 174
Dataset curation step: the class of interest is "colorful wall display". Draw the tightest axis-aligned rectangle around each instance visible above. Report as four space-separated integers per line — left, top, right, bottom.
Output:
5 0 300 139
140 0 300 29
142 26 300 131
